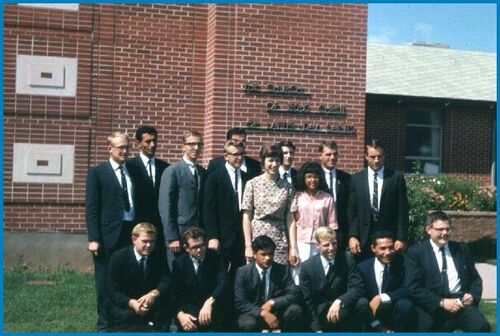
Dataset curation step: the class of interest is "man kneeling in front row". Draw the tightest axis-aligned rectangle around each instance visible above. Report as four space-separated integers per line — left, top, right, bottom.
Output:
107 222 171 331
234 235 304 332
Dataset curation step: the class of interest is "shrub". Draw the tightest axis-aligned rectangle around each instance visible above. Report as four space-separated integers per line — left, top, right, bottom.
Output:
406 174 496 244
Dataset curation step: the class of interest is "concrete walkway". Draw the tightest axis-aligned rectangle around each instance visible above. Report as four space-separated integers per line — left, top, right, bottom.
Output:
476 263 497 301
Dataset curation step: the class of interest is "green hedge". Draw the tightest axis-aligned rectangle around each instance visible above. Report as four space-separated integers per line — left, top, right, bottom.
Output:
406 174 496 244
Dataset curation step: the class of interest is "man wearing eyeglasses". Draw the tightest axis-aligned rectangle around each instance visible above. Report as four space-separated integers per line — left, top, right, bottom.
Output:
406 211 490 332
85 131 136 330
158 130 207 269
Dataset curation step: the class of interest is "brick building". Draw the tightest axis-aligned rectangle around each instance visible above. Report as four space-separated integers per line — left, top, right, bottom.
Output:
3 4 495 238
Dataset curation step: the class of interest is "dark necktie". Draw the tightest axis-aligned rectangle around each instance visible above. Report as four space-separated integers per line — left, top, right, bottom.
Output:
119 165 131 212
372 172 379 212
440 247 450 296
329 170 334 194
260 269 267 303
193 167 199 198
139 257 146 281
381 264 388 292
283 171 289 182
326 261 335 280
147 159 154 186
234 169 239 206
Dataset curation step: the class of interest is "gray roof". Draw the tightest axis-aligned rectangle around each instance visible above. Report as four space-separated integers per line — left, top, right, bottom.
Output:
367 42 496 102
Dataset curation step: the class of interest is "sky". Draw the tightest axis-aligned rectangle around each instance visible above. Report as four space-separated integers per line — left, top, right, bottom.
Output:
368 3 497 53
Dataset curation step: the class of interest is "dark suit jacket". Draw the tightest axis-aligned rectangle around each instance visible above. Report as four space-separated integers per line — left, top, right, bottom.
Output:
299 252 364 331
85 161 135 251
406 240 483 315
127 155 169 226
172 249 229 314
158 159 207 242
202 167 248 260
107 245 170 311
357 254 410 303
325 169 351 247
234 262 301 318
348 167 409 248
208 155 261 180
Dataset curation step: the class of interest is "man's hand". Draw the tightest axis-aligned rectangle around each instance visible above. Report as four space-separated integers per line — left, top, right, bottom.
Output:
137 290 158 308
208 239 220 251
245 246 253 263
289 248 300 267
461 293 474 306
198 298 214 326
394 240 406 252
348 237 361 255
169 240 181 253
88 241 100 256
326 299 342 323
129 299 148 316
369 295 382 315
441 298 464 313
177 311 198 331
260 309 279 330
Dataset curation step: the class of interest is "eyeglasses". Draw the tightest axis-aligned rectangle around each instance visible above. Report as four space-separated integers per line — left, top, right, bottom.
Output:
227 152 245 157
188 243 206 250
431 227 451 233
184 142 204 148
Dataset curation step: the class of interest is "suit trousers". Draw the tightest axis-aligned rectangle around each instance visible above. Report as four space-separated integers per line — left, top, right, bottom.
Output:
357 297 416 331
416 305 490 332
238 304 304 332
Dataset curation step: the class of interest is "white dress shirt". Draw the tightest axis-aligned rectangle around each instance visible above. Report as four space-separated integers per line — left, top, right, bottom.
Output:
322 167 337 201
109 158 135 221
256 264 272 299
139 152 156 185
279 166 293 185
367 166 384 210
430 240 461 294
225 162 243 210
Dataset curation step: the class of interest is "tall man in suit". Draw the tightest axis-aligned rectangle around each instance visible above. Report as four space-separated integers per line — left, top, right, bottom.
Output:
172 227 229 332
348 139 409 260
406 211 490 332
85 131 136 330
299 227 364 332
128 125 169 258
234 235 304 332
207 127 261 179
356 231 416 332
279 140 298 188
318 140 351 251
158 130 207 268
107 222 171 331
203 139 248 273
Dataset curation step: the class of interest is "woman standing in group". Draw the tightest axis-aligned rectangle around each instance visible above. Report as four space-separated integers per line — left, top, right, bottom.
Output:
241 143 294 265
289 160 338 283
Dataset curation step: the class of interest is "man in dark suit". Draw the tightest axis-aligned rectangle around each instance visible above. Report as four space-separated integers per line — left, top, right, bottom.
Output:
356 230 416 332
172 227 229 332
234 235 304 332
107 222 171 331
348 139 409 260
207 127 261 179
279 140 298 188
318 140 351 251
406 211 490 332
299 227 364 332
128 125 169 258
85 131 136 330
158 130 207 268
203 139 248 273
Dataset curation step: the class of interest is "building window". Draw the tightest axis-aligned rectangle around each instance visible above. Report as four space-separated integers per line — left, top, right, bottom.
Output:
405 108 442 175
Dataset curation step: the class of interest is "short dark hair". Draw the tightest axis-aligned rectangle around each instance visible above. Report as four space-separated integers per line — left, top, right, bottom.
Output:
365 139 384 154
181 226 206 246
259 143 283 167
279 140 296 151
426 210 451 227
252 235 276 252
318 140 338 152
370 230 396 246
135 125 158 141
226 128 247 140
296 160 329 192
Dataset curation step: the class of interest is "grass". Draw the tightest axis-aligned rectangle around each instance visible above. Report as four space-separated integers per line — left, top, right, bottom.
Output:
3 267 497 332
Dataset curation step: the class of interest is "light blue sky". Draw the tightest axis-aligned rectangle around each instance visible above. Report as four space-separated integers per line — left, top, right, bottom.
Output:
368 3 497 53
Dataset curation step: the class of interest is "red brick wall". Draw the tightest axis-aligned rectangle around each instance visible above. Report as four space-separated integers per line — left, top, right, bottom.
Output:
366 95 495 184
4 4 367 233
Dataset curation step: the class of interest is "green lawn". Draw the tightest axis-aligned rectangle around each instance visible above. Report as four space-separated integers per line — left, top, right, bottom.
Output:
3 267 497 332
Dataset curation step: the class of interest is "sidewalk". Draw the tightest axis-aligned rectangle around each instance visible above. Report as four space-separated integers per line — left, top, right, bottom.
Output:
476 263 496 301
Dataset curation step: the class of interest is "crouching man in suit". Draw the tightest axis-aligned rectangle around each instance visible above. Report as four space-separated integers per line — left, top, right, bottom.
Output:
107 222 172 331
406 211 490 332
299 226 364 332
356 230 416 332
172 227 229 332
234 235 304 332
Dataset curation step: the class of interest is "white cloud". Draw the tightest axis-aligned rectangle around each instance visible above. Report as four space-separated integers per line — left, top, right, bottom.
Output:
416 22 433 38
368 26 398 44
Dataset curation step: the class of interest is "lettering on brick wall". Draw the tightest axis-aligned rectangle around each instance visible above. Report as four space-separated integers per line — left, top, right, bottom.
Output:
243 120 355 135
244 83 311 97
266 102 347 117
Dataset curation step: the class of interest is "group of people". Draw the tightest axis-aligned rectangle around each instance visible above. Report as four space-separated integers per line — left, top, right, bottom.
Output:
85 126 490 332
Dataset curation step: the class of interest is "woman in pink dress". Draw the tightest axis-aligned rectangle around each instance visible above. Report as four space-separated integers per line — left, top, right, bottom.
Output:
289 161 338 283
